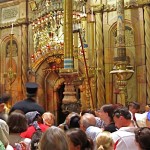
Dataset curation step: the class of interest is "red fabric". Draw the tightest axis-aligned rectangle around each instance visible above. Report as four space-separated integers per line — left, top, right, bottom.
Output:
133 114 136 122
114 139 120 150
20 123 49 139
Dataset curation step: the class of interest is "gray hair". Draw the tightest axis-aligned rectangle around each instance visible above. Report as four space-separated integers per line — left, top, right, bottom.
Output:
81 113 96 129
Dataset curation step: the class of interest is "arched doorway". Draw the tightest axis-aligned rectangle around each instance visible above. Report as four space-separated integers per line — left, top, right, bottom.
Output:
57 83 68 124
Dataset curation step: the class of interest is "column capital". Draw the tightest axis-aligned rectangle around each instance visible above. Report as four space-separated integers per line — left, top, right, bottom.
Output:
92 4 104 13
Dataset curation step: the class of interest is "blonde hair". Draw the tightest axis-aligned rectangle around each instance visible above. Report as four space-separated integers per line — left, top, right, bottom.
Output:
42 112 55 126
96 131 113 150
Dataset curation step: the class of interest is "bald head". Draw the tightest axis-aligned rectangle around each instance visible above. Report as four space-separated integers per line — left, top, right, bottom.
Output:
80 113 96 131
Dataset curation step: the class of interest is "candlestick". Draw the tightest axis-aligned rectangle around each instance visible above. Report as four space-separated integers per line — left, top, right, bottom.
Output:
11 23 13 34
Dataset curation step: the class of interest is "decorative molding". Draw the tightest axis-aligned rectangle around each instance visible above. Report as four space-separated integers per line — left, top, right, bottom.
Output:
0 2 28 29
93 4 104 13
0 18 28 29
137 0 150 5
103 0 150 12
31 50 64 70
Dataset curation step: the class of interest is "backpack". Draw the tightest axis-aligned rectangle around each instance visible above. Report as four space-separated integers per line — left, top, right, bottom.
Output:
31 121 43 150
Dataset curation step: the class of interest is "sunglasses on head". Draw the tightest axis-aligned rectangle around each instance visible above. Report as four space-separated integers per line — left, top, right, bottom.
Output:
113 112 122 118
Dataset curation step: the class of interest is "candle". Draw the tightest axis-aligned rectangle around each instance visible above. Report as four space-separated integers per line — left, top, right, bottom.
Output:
91 7 93 15
83 6 85 14
82 5 87 17
91 7 94 22
11 23 13 34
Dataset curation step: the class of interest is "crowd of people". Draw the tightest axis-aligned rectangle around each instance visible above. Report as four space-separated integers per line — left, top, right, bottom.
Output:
0 82 150 150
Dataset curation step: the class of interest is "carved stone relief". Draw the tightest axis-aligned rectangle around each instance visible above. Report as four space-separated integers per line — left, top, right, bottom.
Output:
1 5 19 23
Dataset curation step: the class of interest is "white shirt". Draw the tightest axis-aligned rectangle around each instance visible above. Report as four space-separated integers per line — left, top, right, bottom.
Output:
112 127 139 150
135 112 147 127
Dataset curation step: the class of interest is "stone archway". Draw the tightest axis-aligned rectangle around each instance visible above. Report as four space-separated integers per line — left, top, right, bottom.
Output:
53 77 65 125
40 72 65 125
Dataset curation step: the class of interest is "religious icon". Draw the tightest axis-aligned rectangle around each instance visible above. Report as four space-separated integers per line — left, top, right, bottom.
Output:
30 1 37 11
6 40 18 57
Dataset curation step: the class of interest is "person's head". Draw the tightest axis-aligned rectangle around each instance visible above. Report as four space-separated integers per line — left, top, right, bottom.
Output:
66 128 93 150
12 109 25 114
61 112 80 130
135 127 150 150
145 104 150 112
7 111 28 133
128 101 140 114
69 115 80 129
65 112 79 125
81 109 96 116
0 93 12 104
42 112 55 126
25 111 41 125
97 104 115 124
113 107 132 129
113 103 124 110
0 93 12 113
39 126 69 150
80 113 96 131
96 131 114 150
26 82 38 98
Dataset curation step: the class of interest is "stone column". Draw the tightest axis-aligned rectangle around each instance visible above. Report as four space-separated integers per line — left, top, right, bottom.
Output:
144 6 150 103
21 24 28 97
110 0 134 106
60 0 81 113
95 5 105 108
63 0 73 69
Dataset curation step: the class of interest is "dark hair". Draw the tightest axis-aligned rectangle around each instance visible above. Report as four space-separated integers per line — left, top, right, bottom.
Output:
66 128 93 150
69 115 80 128
0 93 11 104
135 127 150 150
7 112 28 133
128 101 140 110
101 104 115 122
31 129 43 150
113 103 124 110
81 109 96 116
113 107 131 120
